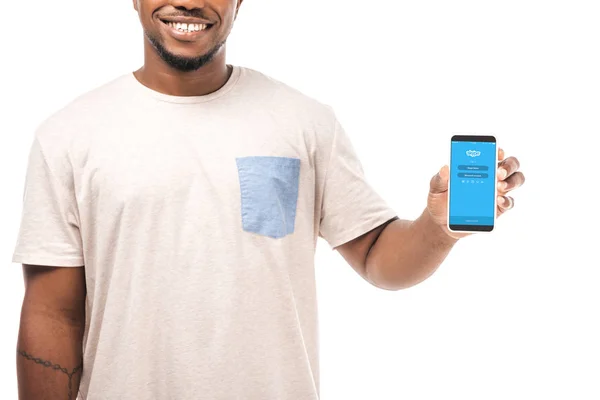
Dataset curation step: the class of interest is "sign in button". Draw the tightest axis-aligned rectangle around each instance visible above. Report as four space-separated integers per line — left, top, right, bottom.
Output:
458 165 489 171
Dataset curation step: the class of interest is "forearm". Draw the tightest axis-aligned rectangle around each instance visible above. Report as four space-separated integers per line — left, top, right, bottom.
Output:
366 209 458 290
17 307 84 400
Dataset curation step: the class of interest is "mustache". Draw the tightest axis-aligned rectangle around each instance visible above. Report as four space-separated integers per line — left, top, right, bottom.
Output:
159 9 210 19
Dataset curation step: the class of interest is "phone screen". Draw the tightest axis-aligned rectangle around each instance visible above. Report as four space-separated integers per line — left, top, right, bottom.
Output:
449 135 497 232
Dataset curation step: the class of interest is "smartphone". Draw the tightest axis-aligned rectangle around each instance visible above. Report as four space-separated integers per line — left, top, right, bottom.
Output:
448 134 497 233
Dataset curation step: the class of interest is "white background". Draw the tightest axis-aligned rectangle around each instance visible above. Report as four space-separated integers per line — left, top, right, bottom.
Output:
1 0 599 399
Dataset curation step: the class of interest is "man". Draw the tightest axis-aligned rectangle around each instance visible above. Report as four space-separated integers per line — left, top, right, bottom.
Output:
12 0 525 399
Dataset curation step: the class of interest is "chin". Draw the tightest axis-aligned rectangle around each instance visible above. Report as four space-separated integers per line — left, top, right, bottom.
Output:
168 46 209 59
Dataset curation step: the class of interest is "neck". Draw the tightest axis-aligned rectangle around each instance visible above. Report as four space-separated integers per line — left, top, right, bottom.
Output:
133 44 231 97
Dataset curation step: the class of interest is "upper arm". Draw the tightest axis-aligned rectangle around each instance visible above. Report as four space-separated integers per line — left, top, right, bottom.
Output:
21 265 86 323
316 112 398 280
335 217 398 280
14 131 86 322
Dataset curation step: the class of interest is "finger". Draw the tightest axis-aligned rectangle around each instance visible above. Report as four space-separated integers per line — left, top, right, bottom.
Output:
430 165 449 194
497 156 521 180
497 195 515 211
497 171 525 193
498 148 505 162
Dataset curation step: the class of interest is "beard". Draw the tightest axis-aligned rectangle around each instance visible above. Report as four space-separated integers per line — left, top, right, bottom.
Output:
145 30 225 72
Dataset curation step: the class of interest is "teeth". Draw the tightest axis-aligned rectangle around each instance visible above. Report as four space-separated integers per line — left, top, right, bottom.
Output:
166 21 208 32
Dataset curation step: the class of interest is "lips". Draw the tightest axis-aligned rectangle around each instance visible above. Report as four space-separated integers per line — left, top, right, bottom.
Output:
158 17 213 41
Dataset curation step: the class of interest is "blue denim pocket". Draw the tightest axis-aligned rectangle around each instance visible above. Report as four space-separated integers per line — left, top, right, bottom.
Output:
235 156 301 239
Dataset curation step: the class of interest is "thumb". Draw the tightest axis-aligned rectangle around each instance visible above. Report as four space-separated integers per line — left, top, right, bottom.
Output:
430 165 450 194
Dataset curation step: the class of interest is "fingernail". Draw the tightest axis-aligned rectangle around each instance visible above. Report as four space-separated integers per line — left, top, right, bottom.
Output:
498 169 507 179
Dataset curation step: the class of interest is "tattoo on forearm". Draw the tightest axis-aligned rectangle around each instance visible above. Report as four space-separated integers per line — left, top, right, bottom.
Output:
17 349 83 400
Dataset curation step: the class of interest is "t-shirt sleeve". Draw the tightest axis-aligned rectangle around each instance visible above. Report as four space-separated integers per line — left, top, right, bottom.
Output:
318 116 398 249
12 134 84 267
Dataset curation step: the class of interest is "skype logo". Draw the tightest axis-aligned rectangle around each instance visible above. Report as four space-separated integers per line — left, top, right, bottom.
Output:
466 150 481 158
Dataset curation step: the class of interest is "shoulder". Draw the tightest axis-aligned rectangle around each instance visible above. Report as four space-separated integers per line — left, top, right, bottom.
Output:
34 74 130 143
237 66 336 125
33 74 130 154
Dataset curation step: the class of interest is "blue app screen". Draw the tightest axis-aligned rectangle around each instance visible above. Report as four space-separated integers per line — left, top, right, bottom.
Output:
449 141 496 226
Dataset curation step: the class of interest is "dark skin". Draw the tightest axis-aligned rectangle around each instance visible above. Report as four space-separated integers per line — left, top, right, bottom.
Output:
132 0 244 96
17 265 85 400
17 0 525 397
338 149 525 290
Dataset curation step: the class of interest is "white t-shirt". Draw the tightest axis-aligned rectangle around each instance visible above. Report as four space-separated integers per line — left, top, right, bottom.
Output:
12 65 397 399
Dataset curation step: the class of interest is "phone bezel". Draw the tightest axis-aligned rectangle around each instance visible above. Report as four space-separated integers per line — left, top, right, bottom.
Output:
447 134 497 233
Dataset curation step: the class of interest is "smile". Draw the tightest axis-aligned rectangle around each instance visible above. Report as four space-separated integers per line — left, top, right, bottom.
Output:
159 18 213 40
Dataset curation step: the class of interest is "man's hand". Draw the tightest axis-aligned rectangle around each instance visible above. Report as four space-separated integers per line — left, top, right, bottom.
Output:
428 148 526 240
337 148 525 290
